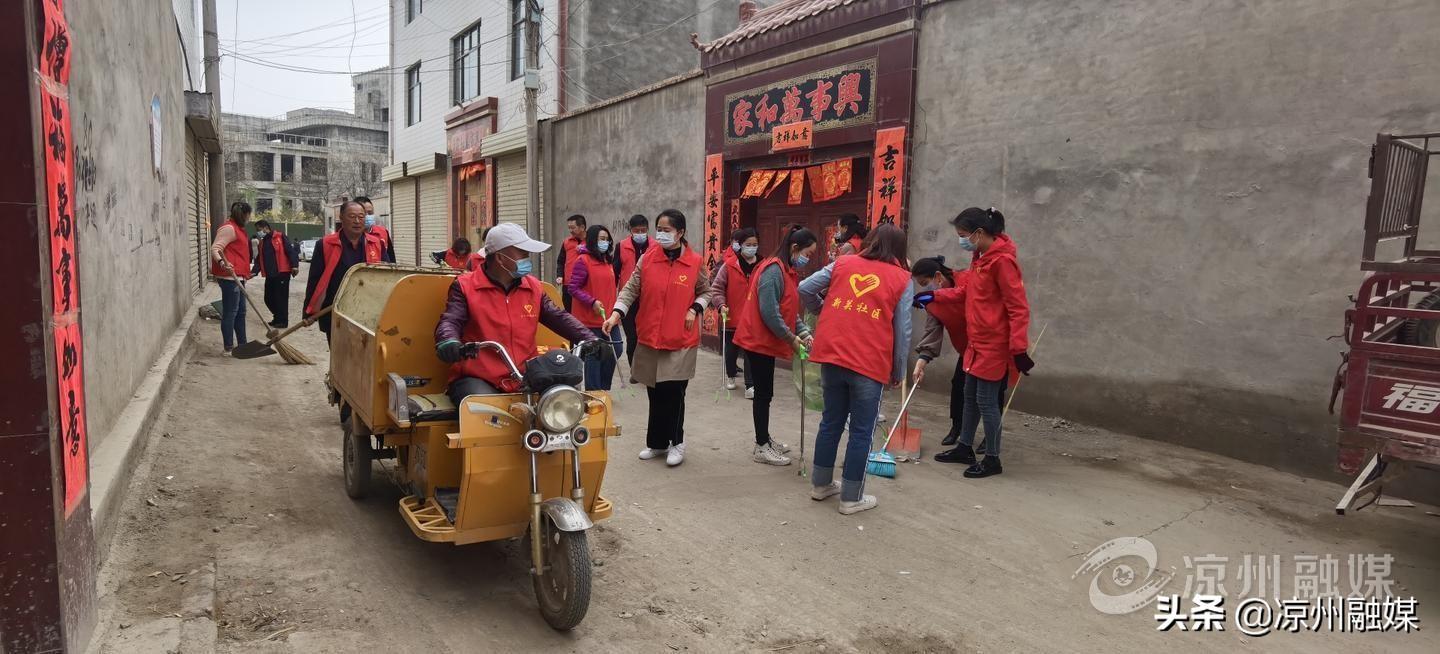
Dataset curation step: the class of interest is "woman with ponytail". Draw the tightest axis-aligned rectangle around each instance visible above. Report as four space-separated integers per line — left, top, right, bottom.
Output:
922 207 1032 478
733 226 818 466
909 256 976 451
833 213 869 256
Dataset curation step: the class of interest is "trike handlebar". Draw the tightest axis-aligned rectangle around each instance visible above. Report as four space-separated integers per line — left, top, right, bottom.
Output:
461 341 525 381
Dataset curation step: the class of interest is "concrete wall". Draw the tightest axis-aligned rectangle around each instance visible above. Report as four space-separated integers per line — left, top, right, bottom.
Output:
69 0 203 449
548 75 706 249
565 1 743 104
908 0 1440 476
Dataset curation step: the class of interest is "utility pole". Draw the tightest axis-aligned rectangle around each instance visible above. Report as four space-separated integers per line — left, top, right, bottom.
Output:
203 0 226 229
524 0 541 258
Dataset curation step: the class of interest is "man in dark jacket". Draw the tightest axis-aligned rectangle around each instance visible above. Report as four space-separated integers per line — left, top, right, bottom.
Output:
251 220 300 328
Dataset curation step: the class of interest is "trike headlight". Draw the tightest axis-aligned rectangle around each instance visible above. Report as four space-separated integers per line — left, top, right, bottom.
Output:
536 386 586 433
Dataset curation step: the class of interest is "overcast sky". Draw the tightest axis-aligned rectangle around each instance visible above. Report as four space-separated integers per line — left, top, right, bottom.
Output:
217 0 390 118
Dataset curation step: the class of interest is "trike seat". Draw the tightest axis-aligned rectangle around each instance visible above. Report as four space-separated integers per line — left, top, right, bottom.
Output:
406 393 457 423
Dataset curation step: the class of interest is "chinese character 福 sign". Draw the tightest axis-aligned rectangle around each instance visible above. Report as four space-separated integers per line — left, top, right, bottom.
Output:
725 60 875 145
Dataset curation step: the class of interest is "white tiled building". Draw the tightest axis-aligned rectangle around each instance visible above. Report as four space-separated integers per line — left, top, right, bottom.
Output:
383 0 748 266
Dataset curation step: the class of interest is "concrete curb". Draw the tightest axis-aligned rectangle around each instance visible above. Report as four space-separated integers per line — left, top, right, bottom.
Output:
177 562 218 653
90 290 211 557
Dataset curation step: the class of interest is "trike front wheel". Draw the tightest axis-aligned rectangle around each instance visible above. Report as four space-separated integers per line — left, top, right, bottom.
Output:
530 520 592 631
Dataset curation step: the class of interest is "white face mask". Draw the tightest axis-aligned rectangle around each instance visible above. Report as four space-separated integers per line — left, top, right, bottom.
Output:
655 231 677 248
632 233 648 244
741 245 758 258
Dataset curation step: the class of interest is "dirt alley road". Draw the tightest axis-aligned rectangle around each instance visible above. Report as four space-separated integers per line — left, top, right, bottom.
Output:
92 268 1440 653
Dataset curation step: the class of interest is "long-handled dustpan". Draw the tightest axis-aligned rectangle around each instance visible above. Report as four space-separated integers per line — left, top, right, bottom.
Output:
232 306 332 360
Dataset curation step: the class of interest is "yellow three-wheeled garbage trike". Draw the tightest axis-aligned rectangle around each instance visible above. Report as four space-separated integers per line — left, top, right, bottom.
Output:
323 265 618 630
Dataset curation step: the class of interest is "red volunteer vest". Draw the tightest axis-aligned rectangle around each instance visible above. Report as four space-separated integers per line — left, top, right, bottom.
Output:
721 255 754 328
618 237 643 287
561 237 582 283
809 255 911 384
262 231 292 276
451 272 544 389
635 245 702 351
211 221 252 280
305 232 383 315
847 235 864 254
733 258 799 359
369 224 392 254
926 294 968 353
443 250 469 270
573 253 618 328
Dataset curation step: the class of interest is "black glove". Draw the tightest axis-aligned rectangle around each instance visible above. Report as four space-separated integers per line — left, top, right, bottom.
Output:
436 339 463 364
578 339 616 366
912 290 935 309
1014 352 1035 376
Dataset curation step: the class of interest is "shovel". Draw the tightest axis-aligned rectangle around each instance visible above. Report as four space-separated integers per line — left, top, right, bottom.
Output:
232 306 332 360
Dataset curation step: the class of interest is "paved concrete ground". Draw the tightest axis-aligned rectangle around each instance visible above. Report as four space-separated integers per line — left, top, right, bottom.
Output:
92 268 1439 653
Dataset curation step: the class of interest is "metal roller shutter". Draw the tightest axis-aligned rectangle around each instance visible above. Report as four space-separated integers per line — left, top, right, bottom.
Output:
185 137 207 294
390 178 417 265
418 172 449 263
495 153 527 228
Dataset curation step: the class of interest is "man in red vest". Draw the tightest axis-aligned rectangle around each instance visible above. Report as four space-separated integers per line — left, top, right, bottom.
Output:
304 200 384 343
251 220 300 328
435 223 598 404
356 195 396 263
554 214 586 311
612 214 650 365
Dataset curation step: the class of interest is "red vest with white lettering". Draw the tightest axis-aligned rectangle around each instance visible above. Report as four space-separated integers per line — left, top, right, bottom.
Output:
618 237 644 287
450 271 544 388
305 232 382 315
261 231 292 276
733 258 799 359
211 221 252 280
808 255 911 384
721 255 753 328
573 252 618 328
635 245 702 351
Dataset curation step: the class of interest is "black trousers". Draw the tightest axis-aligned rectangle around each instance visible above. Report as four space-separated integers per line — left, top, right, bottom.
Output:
263 274 290 327
645 380 689 449
746 351 776 446
622 311 640 365
723 329 753 386
949 363 966 427
448 376 499 407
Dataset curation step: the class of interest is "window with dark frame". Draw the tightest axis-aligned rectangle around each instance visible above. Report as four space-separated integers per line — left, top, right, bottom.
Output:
510 0 540 81
405 62 422 126
407 0 422 24
452 22 481 105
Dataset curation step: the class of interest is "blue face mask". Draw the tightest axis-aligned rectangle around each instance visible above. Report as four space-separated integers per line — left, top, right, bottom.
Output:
597 240 611 254
514 259 533 276
365 214 376 229
793 254 810 268
958 234 977 252
741 245 758 258
732 242 742 252
632 233 648 245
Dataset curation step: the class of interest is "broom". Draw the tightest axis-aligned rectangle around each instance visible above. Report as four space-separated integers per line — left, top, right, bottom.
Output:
866 382 920 478
222 271 313 365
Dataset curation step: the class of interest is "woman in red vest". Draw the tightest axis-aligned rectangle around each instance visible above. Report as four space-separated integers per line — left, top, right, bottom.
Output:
909 256 978 455
798 223 914 514
923 208 1033 479
833 212 869 256
602 209 710 467
209 201 254 353
734 226 818 466
566 224 622 390
708 227 760 396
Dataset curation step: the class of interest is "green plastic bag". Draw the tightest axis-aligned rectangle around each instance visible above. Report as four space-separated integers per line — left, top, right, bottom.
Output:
790 313 824 412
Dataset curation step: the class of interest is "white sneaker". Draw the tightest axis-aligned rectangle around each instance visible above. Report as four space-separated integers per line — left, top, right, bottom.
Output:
839 495 878 515
639 447 668 460
744 387 755 400
666 443 686 466
768 437 792 454
752 443 791 466
876 412 887 426
725 377 737 390
810 482 841 501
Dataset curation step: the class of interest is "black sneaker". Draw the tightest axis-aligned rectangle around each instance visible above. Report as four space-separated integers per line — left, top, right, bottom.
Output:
935 447 977 465
963 456 1003 478
940 425 962 447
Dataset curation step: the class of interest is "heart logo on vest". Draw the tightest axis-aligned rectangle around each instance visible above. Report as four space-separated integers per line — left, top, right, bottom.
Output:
848 273 880 298
523 304 535 316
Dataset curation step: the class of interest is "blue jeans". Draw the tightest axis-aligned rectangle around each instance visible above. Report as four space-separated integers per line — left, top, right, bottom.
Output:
958 373 1007 457
811 363 884 502
583 327 620 391
218 278 248 350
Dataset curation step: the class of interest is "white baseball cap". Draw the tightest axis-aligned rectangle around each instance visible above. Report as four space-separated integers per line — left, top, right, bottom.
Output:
484 223 550 254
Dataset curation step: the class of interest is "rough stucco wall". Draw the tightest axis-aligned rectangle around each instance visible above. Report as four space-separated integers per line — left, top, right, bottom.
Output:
908 0 1440 476
568 1 740 104
70 0 196 449
550 76 706 242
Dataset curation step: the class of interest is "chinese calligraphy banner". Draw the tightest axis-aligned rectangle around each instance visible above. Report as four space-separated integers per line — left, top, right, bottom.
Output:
726 60 875 145
868 126 907 227
41 0 87 516
771 120 814 152
703 153 724 337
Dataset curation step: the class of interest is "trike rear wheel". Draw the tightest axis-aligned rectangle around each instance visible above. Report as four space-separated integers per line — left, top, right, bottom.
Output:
529 520 592 631
342 418 371 499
